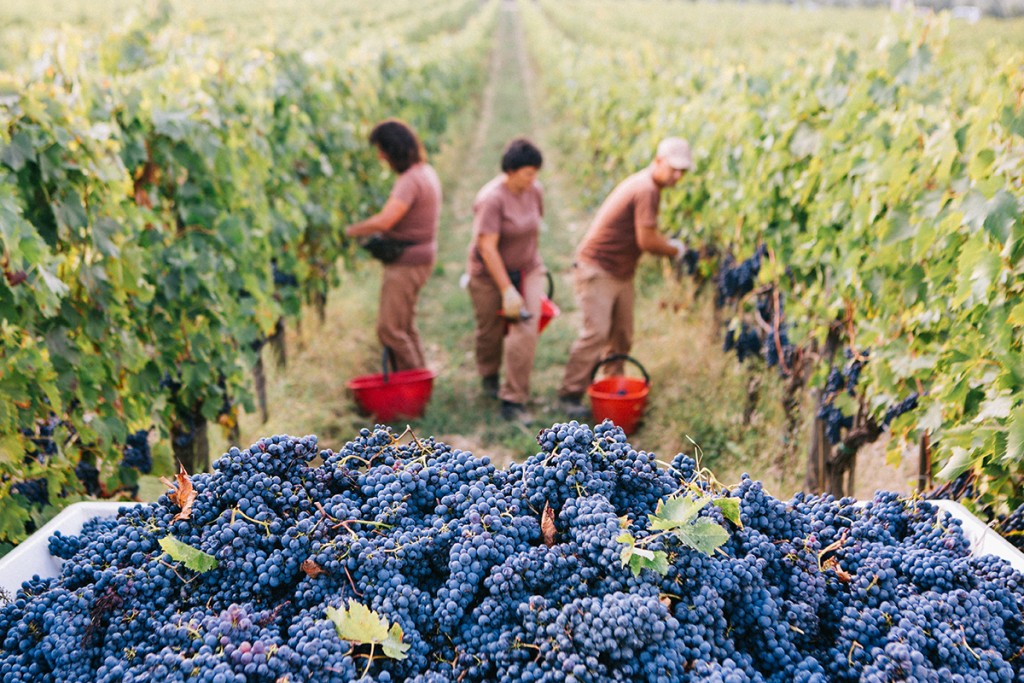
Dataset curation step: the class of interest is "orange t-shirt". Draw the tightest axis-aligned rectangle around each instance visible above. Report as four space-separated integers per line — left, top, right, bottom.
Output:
388 162 442 266
467 175 545 280
577 167 660 279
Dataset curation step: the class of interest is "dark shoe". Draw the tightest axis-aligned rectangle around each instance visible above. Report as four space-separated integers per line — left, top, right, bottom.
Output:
559 395 591 421
481 374 499 399
500 400 534 426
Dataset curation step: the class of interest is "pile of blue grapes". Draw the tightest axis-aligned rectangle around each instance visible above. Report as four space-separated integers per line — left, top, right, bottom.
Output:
2 422 1022 682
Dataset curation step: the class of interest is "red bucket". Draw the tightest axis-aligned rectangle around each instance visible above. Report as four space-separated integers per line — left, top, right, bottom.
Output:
539 295 560 333
587 354 650 435
347 349 436 422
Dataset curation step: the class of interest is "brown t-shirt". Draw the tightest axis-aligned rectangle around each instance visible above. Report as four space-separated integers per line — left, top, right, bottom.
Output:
577 166 660 279
468 175 544 280
388 162 442 266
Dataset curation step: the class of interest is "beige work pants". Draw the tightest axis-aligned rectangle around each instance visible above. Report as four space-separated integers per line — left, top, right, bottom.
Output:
468 268 545 405
378 263 432 371
558 261 634 397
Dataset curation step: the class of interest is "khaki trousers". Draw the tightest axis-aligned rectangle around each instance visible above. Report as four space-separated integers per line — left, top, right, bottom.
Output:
468 268 545 405
378 263 432 371
559 261 634 397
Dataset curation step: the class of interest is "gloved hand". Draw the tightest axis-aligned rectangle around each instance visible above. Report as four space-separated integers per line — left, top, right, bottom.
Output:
667 238 687 264
501 285 525 320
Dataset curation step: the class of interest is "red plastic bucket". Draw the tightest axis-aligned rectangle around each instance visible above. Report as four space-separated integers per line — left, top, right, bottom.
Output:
587 354 650 435
347 349 436 422
538 296 560 333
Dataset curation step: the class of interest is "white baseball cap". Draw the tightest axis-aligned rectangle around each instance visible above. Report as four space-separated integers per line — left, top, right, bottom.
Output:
656 137 693 171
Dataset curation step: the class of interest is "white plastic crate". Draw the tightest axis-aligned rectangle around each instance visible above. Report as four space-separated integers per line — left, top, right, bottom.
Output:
0 501 140 596
0 498 1021 597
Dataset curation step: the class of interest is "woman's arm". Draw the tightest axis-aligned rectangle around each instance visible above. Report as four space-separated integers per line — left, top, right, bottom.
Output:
344 196 411 238
476 232 513 292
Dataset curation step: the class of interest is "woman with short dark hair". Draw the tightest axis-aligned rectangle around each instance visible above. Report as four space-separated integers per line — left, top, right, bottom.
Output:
466 138 546 425
346 119 441 371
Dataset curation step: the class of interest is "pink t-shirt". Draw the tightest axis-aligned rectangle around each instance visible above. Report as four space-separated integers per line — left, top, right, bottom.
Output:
388 163 442 266
577 167 660 279
468 175 544 280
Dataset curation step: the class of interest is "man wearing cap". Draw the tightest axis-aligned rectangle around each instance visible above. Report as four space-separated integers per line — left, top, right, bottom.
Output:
558 137 693 418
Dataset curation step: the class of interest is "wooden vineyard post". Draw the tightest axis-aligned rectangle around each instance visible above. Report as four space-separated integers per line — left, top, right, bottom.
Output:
917 430 931 493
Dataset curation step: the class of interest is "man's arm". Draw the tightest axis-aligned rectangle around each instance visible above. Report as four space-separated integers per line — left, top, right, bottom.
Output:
636 222 683 257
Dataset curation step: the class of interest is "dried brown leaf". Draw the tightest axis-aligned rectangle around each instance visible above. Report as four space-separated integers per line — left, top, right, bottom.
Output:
541 502 557 547
160 463 196 522
301 558 327 578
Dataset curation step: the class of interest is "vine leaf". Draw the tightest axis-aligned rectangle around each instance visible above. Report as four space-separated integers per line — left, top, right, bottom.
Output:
616 532 668 577
936 447 973 483
713 498 743 528
160 463 195 522
649 494 730 556
681 519 731 556
159 536 218 573
326 600 409 661
1006 407 1024 464
649 495 704 530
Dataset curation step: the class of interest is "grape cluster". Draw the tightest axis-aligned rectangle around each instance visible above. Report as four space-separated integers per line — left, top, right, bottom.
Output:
715 244 766 304
271 258 299 288
763 322 795 372
996 504 1024 552
883 391 919 427
9 417 64 507
816 350 903 445
817 403 854 445
681 247 700 275
926 471 978 503
2 423 1022 682
723 323 762 363
121 430 152 474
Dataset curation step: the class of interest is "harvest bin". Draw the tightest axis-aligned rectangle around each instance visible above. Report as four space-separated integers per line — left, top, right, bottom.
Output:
1 498 1022 596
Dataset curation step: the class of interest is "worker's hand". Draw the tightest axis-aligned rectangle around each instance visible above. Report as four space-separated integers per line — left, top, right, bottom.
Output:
501 286 525 320
668 238 687 264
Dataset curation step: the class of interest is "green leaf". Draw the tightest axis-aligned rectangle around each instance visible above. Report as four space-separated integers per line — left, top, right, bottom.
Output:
712 498 743 528
935 447 973 483
648 494 731 556
0 435 26 463
0 498 31 543
648 495 705 530
973 395 1014 423
159 535 218 573
1 132 33 172
617 532 669 576
982 191 1019 245
1008 303 1024 328
92 218 121 258
678 519 731 556
953 239 1001 309
326 600 408 660
1005 406 1024 465
53 194 88 231
383 623 411 660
